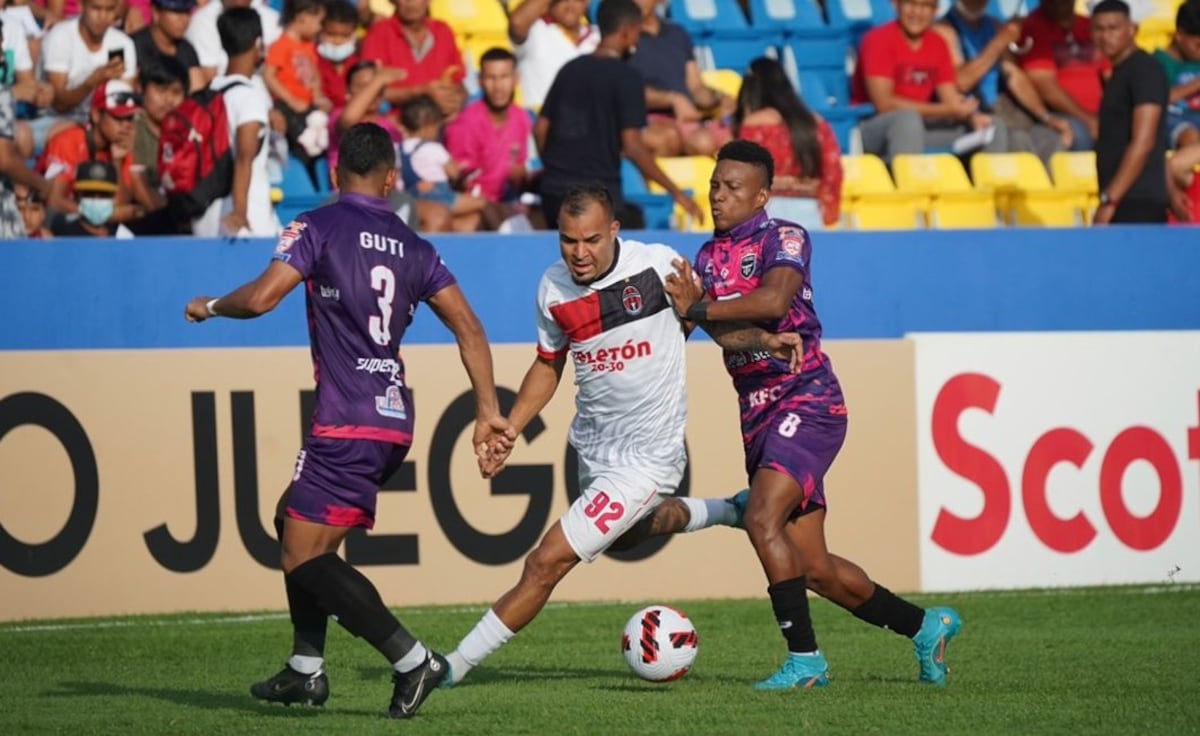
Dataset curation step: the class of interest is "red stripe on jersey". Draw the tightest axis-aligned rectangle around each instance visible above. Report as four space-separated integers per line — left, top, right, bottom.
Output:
537 346 568 361
549 292 603 343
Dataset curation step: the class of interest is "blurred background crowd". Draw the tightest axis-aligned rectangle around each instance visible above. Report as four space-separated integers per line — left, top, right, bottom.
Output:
1 0 1198 239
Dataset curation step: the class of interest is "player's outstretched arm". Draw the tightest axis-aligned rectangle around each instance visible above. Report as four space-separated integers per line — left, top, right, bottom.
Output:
184 261 304 322
667 258 803 323
508 353 566 436
425 283 511 457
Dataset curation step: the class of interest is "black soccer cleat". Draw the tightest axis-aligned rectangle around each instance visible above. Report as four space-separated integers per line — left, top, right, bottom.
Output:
250 664 330 707
388 651 448 719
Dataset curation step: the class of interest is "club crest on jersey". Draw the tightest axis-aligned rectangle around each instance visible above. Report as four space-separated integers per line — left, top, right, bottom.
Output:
375 385 407 419
740 252 757 278
275 220 307 257
622 284 643 315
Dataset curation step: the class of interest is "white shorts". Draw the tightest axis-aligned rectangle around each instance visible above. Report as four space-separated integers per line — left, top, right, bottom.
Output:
560 461 682 563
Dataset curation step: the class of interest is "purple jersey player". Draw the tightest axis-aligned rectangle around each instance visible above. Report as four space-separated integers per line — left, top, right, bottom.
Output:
184 122 511 719
663 140 962 692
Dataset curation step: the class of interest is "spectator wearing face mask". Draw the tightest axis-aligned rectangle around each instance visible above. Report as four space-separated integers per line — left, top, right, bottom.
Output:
49 159 124 236
316 0 361 111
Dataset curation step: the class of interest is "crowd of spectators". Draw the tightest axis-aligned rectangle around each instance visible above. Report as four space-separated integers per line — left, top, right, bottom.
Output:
0 0 1197 238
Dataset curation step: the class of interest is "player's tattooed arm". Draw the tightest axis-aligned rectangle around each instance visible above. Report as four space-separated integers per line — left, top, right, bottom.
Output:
704 322 803 374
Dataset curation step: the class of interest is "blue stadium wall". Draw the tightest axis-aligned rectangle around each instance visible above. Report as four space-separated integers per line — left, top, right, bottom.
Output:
2 226 1197 350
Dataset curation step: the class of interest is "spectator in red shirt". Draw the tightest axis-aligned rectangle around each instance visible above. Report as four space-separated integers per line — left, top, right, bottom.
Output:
1015 0 1106 150
853 0 1007 163
734 57 841 228
360 0 466 116
317 0 361 109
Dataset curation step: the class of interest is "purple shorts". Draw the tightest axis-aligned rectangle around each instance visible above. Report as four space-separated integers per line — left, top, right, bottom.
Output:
285 437 411 529
744 412 847 513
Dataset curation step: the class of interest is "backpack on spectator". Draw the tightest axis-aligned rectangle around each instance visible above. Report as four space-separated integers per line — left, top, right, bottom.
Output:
157 81 246 219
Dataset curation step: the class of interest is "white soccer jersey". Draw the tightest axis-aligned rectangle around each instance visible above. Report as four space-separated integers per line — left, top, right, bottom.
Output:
536 239 688 482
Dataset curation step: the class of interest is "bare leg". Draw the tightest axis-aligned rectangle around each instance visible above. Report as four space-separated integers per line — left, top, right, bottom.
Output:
491 522 581 633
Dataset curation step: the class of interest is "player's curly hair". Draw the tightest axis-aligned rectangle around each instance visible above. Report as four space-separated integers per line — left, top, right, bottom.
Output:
560 183 615 221
337 122 397 178
717 140 775 189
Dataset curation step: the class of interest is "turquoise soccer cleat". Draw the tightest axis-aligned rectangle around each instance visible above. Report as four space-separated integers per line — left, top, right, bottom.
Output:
754 652 830 691
912 607 962 686
725 488 750 529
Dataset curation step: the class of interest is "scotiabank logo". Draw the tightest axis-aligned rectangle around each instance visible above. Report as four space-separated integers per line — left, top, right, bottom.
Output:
929 373 1200 556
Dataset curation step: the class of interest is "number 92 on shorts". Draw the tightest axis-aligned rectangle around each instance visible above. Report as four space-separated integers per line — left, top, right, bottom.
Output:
561 463 682 563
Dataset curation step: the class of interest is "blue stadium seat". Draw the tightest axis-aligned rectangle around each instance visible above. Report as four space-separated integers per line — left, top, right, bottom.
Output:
785 59 873 151
621 159 677 229
281 154 319 198
671 0 782 72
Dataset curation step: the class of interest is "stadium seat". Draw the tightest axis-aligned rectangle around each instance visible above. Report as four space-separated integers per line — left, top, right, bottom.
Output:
621 159 678 229
672 0 782 72
891 154 997 228
431 0 509 37
699 69 743 100
647 155 716 231
970 152 1083 226
791 70 872 153
1049 151 1098 224
839 154 927 230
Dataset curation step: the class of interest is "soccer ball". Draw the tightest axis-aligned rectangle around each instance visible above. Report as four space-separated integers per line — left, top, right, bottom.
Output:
621 605 699 682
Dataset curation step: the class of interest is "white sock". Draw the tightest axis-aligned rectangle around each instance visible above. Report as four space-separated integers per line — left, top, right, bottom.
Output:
789 649 822 657
288 654 324 675
448 609 515 683
681 497 738 532
393 642 428 673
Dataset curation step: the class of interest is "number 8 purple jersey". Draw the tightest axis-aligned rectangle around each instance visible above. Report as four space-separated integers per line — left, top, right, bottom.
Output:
272 193 456 445
693 211 846 435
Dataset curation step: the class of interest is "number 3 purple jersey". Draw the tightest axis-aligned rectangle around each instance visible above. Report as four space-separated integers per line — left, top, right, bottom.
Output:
272 192 456 445
693 210 846 434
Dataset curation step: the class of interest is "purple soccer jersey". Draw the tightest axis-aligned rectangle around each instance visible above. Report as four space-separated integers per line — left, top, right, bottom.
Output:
694 210 846 438
272 192 456 445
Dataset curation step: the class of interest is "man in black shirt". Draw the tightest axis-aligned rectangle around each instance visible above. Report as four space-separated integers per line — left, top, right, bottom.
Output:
131 0 205 95
1092 0 1169 224
535 0 703 229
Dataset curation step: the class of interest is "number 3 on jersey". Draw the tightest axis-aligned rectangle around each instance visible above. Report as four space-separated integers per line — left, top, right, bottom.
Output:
583 490 625 533
368 265 396 346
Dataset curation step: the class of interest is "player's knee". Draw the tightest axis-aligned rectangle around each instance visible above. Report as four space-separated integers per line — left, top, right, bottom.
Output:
742 505 783 545
521 544 572 590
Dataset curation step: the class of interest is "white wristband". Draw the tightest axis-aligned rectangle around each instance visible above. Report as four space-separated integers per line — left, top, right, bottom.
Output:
206 299 220 317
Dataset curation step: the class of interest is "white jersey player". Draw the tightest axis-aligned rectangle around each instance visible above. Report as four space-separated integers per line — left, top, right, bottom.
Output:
444 184 803 686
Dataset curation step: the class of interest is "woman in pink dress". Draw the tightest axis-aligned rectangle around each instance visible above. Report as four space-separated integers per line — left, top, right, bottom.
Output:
734 57 842 229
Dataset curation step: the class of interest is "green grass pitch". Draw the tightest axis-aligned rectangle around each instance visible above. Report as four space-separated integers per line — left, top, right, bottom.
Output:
4 585 1198 735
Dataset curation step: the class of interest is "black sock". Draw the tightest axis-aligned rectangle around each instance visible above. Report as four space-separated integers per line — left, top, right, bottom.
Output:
275 517 328 659
768 577 818 653
851 583 925 638
287 553 419 664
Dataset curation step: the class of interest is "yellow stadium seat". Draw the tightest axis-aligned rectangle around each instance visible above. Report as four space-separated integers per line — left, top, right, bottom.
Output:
970 152 1083 226
1049 151 1098 224
891 154 997 228
700 69 743 101
839 154 927 230
648 156 716 231
430 0 509 37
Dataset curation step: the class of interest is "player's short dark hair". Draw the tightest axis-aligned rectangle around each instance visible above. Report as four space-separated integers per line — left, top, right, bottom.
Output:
218 7 262 56
596 0 641 36
337 122 397 178
1091 0 1130 17
717 140 775 189
480 46 516 67
282 0 326 26
140 57 189 95
559 183 615 221
1178 0 1200 35
401 94 443 131
323 0 358 25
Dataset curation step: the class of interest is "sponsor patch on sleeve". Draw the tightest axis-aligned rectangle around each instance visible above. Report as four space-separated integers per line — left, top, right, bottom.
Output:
274 220 308 260
775 226 806 265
